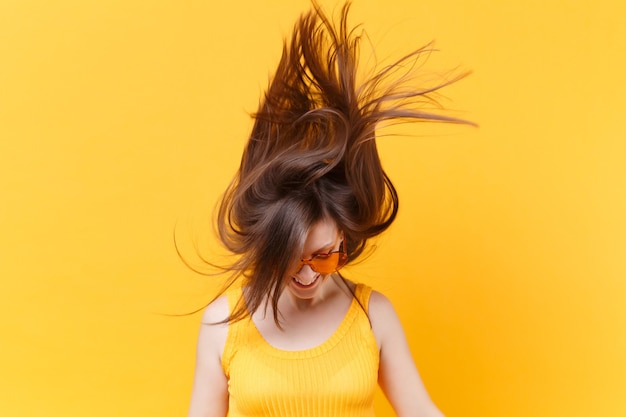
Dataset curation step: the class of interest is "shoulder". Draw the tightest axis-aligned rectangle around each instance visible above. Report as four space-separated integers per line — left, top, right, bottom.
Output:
367 289 403 350
189 296 231 416
368 289 397 318
200 294 230 325
196 295 230 362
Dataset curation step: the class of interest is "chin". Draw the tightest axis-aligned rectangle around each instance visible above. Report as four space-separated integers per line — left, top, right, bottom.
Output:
286 274 329 299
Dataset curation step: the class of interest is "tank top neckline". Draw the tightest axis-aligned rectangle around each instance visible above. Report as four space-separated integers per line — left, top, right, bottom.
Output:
243 283 365 360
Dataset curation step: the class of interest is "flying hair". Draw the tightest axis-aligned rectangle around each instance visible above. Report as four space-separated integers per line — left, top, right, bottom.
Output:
185 1 472 325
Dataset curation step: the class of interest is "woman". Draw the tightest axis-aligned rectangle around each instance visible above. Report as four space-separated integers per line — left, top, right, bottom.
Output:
187 2 468 416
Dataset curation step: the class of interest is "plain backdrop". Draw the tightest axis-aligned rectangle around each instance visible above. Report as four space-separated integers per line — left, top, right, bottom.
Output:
1 0 625 416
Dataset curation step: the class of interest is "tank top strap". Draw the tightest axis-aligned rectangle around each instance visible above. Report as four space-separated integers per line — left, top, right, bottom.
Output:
354 282 373 314
221 286 248 378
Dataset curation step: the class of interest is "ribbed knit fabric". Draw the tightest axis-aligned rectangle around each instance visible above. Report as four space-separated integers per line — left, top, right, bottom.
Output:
222 283 379 417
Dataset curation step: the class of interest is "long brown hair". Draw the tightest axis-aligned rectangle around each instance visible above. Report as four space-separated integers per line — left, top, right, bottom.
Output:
193 2 470 324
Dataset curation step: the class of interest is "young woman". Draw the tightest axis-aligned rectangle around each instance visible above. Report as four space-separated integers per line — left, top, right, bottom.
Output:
187 3 468 416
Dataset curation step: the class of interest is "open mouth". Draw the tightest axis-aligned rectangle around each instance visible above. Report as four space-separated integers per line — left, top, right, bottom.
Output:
292 275 320 288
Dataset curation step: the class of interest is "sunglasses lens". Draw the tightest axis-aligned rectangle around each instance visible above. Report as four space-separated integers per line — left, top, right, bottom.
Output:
310 252 348 274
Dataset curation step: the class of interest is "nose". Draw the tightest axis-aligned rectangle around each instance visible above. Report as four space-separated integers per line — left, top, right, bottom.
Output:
295 263 317 279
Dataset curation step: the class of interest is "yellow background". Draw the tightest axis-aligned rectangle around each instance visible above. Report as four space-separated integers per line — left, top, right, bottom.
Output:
1 0 625 416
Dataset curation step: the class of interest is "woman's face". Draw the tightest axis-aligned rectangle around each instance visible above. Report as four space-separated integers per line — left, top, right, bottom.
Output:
285 218 343 300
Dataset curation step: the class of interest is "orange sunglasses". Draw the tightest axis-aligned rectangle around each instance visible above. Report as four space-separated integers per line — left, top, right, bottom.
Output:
296 239 348 274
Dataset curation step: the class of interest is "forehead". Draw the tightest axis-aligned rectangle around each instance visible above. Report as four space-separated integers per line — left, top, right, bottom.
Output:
302 219 340 252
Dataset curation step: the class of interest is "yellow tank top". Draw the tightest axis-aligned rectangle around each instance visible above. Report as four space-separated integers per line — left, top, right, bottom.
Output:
221 283 379 417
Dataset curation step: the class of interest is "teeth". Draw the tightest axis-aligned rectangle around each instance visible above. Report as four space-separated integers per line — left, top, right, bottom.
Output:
294 276 316 286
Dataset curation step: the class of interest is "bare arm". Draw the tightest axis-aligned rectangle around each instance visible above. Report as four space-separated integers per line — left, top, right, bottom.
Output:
187 296 229 417
370 291 445 417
